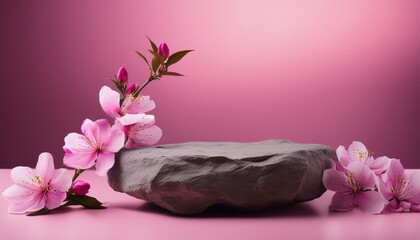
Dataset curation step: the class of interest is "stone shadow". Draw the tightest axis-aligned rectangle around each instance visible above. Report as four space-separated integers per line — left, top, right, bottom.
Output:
116 202 321 218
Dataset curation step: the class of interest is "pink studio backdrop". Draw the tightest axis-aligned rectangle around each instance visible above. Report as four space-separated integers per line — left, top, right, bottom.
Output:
0 1 419 169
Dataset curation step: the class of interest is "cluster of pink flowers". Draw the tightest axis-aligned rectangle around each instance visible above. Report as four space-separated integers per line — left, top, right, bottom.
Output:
323 141 420 214
2 38 192 215
63 68 163 176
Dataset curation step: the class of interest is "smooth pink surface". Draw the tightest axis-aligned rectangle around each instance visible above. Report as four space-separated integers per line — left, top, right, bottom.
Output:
1 1 420 168
1 169 420 240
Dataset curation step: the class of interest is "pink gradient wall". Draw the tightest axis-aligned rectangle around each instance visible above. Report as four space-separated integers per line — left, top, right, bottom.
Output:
0 1 419 168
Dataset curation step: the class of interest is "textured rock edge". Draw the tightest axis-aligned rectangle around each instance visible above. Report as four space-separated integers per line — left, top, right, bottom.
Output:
108 140 336 215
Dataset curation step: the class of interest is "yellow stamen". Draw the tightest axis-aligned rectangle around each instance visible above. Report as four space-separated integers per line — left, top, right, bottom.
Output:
34 176 41 184
390 185 395 193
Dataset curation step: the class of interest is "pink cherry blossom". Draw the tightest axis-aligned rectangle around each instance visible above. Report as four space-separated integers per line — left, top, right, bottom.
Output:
323 161 387 214
378 159 420 212
116 114 162 149
336 141 391 175
2 153 72 214
63 118 125 176
99 86 156 125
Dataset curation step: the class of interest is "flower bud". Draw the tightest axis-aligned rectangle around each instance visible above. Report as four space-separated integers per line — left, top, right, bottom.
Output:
72 180 90 196
125 83 138 95
117 66 128 84
158 42 170 59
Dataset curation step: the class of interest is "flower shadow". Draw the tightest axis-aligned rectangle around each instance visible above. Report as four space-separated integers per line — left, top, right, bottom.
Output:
31 204 112 216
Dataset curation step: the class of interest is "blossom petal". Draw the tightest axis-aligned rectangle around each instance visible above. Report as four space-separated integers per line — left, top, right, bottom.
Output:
331 160 347 174
125 139 135 149
336 145 351 167
126 125 162 148
348 141 369 162
95 119 112 142
138 125 162 146
369 156 391 175
7 193 42 214
10 167 38 190
387 199 403 212
45 191 67 210
347 161 375 189
410 204 420 212
50 168 73 192
322 168 349 192
81 119 103 147
329 192 356 212
81 118 94 135
64 152 96 170
113 120 127 135
406 172 420 205
63 133 93 153
35 152 55 183
399 201 412 212
137 96 156 113
140 114 156 125
103 124 125 153
99 86 121 118
378 178 393 201
26 193 47 212
2 185 34 203
95 152 115 176
356 191 386 214
117 113 148 126
387 159 405 186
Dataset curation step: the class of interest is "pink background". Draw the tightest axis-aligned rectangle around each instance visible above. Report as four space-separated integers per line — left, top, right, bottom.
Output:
0 1 419 168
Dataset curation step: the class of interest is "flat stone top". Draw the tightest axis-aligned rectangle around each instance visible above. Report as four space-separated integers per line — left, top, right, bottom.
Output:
130 140 332 161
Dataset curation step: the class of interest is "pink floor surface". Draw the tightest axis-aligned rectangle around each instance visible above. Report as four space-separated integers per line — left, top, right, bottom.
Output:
1 169 419 240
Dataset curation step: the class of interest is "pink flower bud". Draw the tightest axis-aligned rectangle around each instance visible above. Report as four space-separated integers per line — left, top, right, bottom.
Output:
125 83 138 95
117 66 128 84
158 42 170 59
72 180 90 196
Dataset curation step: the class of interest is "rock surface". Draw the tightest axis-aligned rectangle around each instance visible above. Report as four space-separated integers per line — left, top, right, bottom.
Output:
107 140 336 215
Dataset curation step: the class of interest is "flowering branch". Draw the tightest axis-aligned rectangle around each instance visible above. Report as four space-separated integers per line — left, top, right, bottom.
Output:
136 76 155 96
72 169 85 182
113 37 193 98
2 37 192 216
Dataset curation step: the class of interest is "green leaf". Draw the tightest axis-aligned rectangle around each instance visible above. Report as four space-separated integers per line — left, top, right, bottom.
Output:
151 57 159 73
68 195 106 209
160 71 184 76
166 50 194 67
148 49 164 65
146 36 158 52
64 200 80 206
135 51 151 68
149 49 164 74
112 80 124 94
27 207 51 216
